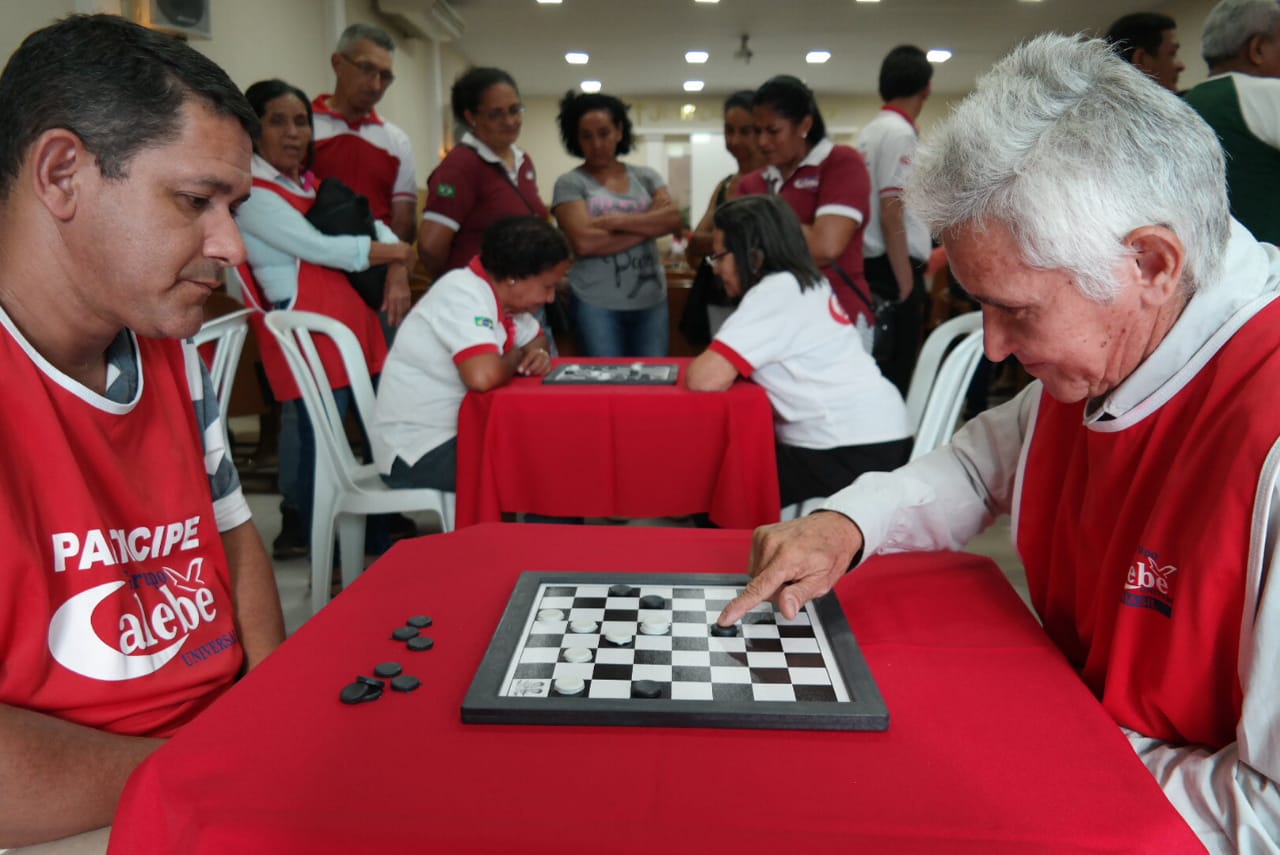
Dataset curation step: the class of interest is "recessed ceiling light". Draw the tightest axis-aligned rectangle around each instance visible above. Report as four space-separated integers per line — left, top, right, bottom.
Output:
565 52 589 65
580 80 602 93
926 49 952 63
536 0 562 4
694 0 720 4
855 0 880 3
683 80 705 92
685 50 709 63
806 50 831 64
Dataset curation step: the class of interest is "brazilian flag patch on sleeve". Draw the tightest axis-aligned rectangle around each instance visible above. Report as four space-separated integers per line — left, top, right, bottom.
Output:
474 316 494 329
437 183 456 198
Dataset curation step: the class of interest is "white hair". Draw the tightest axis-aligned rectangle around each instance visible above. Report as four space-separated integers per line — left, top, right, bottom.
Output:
337 23 395 54
907 33 1229 302
1203 0 1280 65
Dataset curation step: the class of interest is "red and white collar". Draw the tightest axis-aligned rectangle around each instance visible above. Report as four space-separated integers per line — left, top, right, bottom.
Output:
311 93 384 130
762 138 835 191
880 104 917 132
467 257 518 353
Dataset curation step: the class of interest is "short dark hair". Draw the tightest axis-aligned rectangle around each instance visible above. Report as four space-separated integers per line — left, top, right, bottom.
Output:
244 79 315 169
0 14 258 201
753 76 826 146
452 67 519 127
481 217 572 280
1104 12 1177 63
724 90 755 114
878 45 933 101
712 195 824 295
557 91 634 158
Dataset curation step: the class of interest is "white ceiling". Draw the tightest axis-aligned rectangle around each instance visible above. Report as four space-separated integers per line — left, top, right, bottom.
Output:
446 0 1182 97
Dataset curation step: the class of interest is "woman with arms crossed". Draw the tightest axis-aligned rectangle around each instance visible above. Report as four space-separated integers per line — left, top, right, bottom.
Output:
687 195 911 507
552 92 682 357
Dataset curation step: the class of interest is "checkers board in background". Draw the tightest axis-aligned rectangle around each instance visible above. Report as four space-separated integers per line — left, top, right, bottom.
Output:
461 572 888 731
542 362 679 385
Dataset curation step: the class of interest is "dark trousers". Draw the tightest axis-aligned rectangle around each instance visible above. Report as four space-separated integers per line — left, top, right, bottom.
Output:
776 437 913 506
864 255 930 395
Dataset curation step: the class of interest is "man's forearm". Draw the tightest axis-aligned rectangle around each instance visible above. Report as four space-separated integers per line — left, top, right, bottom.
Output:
0 704 162 847
881 197 915 300
222 521 284 671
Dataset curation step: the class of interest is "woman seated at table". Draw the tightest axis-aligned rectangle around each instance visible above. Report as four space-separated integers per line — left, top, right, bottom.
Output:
686 195 911 506
552 91 681 357
235 78 417 558
371 217 571 491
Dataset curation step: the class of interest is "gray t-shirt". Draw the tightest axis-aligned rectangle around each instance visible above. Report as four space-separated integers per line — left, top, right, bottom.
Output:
552 165 668 311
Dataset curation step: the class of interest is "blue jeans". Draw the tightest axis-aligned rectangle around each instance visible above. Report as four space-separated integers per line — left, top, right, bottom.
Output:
571 294 669 357
278 386 355 536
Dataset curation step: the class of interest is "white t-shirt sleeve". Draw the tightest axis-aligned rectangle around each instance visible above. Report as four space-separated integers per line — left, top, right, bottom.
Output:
876 126 916 198
389 123 418 203
713 275 800 371
424 276 502 361
1235 74 1280 151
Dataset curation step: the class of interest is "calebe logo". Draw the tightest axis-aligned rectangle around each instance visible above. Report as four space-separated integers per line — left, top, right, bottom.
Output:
1121 546 1178 618
48 557 219 681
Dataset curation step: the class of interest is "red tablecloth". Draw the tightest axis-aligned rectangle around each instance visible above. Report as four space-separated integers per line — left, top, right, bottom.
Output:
455 357 780 529
108 525 1200 854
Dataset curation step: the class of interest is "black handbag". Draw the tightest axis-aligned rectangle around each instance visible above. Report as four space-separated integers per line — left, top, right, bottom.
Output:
832 262 895 360
303 177 386 311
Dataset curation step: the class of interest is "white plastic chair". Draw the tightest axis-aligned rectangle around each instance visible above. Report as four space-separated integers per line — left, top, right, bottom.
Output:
779 312 987 521
264 310 455 615
909 325 986 461
192 308 253 424
904 311 983 433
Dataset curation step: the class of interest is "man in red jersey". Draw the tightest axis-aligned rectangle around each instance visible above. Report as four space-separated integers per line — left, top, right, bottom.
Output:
0 15 284 850
720 34 1280 853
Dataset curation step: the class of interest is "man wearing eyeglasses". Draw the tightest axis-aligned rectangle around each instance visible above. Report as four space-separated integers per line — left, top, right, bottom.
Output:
312 23 418 245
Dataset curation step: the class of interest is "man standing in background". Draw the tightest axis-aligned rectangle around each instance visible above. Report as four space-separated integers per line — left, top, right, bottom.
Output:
1104 12 1186 92
1184 0 1280 245
856 45 933 394
312 22 417 244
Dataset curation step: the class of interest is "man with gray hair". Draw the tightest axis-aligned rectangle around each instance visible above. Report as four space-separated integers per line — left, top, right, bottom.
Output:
312 22 418 244
1185 0 1280 244
719 33 1280 852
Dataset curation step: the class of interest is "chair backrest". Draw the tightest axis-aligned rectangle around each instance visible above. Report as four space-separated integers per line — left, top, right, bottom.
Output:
264 311 377 492
909 328 986 462
192 308 253 424
904 311 983 432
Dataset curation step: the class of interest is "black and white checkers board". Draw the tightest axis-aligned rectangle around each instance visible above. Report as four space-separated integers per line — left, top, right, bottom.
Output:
542 362 679 385
461 573 888 731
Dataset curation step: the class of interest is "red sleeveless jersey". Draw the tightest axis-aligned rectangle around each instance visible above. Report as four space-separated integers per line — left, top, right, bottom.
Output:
0 325 242 737
238 177 388 401
1018 296 1280 747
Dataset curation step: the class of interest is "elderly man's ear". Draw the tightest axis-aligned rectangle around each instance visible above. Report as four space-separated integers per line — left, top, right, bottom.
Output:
1124 225 1186 305
28 128 88 221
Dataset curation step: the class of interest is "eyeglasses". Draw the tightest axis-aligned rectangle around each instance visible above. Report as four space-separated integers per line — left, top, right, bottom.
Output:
707 250 730 268
339 53 395 85
480 104 527 123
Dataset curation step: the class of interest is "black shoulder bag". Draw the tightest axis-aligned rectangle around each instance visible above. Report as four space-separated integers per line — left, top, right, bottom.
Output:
304 177 386 311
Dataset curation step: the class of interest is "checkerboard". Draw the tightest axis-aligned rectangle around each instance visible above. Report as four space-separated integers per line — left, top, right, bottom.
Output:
461 573 888 730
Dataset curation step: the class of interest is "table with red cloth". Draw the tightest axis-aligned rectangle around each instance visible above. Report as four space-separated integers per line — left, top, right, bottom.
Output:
455 357 780 529
108 525 1201 854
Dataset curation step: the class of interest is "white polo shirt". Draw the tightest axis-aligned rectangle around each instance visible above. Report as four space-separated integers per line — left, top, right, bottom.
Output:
371 260 540 472
856 106 932 261
709 271 910 449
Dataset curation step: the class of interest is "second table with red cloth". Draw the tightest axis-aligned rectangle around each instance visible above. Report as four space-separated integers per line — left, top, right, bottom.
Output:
108 525 1201 854
455 357 781 528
